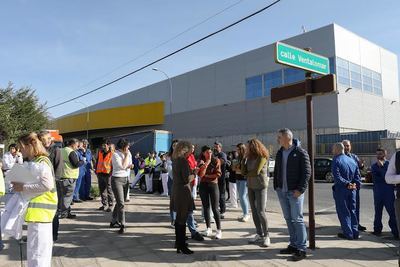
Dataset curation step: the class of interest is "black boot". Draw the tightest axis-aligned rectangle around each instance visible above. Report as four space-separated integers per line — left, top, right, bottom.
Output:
118 224 125 234
176 224 193 254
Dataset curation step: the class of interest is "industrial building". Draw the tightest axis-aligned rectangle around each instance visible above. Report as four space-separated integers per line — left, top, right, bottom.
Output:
55 23 400 154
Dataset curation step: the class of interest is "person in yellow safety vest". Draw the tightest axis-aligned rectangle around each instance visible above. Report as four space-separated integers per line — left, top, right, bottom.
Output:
59 138 84 219
12 132 57 267
144 152 157 194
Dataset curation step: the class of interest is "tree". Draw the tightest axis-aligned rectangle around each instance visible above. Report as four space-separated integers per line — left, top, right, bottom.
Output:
0 82 49 145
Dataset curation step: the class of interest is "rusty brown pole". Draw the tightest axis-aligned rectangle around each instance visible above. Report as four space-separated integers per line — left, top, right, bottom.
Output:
304 47 316 250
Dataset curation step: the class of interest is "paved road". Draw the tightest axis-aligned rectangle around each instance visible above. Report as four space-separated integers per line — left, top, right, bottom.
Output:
265 182 390 232
1 185 398 267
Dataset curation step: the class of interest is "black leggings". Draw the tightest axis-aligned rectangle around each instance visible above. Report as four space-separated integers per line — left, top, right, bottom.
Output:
199 182 221 229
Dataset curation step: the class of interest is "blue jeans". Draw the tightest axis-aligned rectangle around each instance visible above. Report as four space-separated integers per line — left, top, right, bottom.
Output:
236 180 249 216
168 176 176 221
276 188 307 251
167 176 173 197
73 170 85 201
187 212 197 236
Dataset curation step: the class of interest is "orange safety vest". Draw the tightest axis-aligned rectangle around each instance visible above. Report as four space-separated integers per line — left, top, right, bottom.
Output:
96 150 113 174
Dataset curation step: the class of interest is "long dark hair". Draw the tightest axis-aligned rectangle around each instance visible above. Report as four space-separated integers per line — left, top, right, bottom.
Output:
200 145 219 167
236 143 246 161
168 139 179 157
116 138 129 150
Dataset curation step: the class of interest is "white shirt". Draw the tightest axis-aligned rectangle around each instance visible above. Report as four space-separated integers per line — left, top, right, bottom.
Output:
2 152 23 172
112 150 132 177
155 156 162 172
385 152 400 184
126 154 133 177
166 157 173 179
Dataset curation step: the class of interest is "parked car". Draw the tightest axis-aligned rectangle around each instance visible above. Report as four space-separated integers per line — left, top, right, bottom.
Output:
314 157 334 182
268 158 275 177
363 168 373 183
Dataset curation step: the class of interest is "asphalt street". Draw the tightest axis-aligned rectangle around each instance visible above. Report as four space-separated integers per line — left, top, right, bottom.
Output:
265 181 391 233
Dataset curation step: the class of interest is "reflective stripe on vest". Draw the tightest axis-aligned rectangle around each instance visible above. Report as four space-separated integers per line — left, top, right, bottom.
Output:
61 147 79 179
28 202 58 209
96 151 113 174
25 156 58 223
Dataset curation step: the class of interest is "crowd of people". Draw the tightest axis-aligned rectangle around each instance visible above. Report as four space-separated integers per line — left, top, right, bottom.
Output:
1 128 400 265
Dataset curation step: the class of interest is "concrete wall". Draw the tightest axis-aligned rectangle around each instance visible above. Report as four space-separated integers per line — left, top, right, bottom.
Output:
334 24 400 132
164 92 339 140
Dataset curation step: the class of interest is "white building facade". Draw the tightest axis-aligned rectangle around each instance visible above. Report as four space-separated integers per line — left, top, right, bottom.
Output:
62 24 400 151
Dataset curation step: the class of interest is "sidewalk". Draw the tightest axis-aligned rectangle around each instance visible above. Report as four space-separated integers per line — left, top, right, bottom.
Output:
1 190 398 267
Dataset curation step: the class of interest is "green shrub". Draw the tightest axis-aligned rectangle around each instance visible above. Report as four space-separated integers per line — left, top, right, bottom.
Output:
90 186 100 198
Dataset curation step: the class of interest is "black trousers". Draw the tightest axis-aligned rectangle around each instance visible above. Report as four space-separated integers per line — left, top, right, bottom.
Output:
218 176 226 214
199 182 221 229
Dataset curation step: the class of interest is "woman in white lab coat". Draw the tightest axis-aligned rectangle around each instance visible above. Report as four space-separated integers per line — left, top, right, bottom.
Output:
12 132 57 267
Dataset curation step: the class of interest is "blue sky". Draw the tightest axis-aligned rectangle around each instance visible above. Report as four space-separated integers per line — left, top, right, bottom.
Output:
1 0 399 118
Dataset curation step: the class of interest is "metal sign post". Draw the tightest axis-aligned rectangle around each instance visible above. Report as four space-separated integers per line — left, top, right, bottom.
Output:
304 48 316 249
272 43 336 250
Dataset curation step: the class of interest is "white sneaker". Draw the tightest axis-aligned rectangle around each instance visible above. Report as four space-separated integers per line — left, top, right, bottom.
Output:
215 229 222 239
261 236 271 247
202 228 212 237
248 234 263 244
239 214 250 222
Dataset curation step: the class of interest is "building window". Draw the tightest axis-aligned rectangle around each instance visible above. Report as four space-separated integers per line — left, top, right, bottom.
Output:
245 75 263 99
372 71 382 95
264 70 282 96
349 62 362 90
329 57 335 74
336 57 350 87
362 67 373 93
283 68 304 84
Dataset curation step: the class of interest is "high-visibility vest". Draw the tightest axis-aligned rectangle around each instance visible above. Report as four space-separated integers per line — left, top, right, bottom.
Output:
25 156 58 223
145 157 156 167
0 170 4 196
96 150 113 174
61 147 79 179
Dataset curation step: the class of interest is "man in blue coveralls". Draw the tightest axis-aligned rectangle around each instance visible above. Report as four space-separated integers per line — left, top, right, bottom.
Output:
332 142 361 240
371 148 398 238
73 141 86 203
342 139 366 231
79 140 93 201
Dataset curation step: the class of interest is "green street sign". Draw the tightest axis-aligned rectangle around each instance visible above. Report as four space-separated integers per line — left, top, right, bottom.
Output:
275 42 330 75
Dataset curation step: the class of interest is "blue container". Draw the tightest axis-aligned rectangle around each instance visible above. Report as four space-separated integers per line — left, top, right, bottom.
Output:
109 130 172 156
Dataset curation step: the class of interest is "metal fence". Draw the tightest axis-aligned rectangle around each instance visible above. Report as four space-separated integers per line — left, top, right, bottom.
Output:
316 130 389 155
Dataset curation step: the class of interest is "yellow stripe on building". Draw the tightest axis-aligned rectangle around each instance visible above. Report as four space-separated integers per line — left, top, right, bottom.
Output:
54 102 164 134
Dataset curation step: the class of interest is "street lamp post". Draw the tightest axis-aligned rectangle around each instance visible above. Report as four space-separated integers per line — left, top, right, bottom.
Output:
74 101 90 141
152 68 173 114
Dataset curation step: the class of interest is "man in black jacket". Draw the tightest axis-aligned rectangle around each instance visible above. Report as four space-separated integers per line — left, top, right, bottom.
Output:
274 128 311 262
38 131 63 241
214 142 227 219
